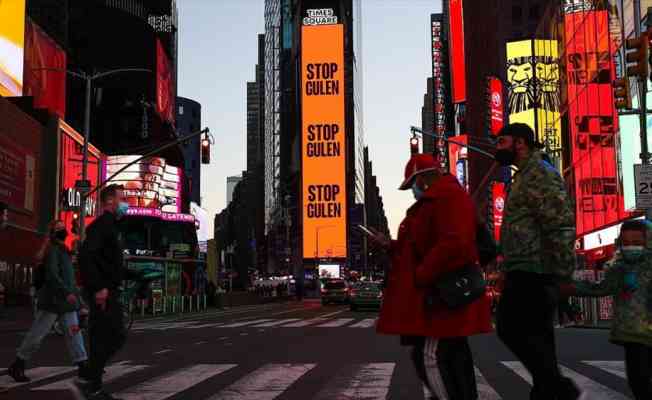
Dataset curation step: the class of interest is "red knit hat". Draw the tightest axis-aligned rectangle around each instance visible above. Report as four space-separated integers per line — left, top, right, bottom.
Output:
399 153 439 190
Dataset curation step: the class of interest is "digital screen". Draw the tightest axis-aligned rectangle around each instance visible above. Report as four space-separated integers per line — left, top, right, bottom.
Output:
449 0 466 103
319 264 340 279
106 155 182 214
432 14 449 167
492 182 505 242
564 9 626 236
506 39 562 169
448 134 468 191
301 24 347 260
0 0 25 96
488 77 504 136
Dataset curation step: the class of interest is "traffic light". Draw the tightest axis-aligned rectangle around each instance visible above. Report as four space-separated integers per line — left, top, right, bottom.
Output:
201 136 210 164
613 77 632 109
626 33 649 79
410 136 419 154
71 212 79 235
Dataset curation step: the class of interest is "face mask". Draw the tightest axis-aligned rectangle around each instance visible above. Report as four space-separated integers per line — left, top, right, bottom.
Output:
495 147 517 166
53 229 68 241
621 245 645 263
412 182 425 200
116 202 129 218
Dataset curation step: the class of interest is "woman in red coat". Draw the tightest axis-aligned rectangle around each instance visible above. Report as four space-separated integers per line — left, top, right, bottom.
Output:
371 153 492 400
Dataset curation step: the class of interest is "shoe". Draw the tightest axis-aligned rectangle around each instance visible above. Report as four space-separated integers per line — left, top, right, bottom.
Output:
68 378 92 400
7 359 30 383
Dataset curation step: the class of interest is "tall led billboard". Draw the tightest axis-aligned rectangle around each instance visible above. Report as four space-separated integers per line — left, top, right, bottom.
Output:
0 0 26 96
506 39 562 168
564 9 625 236
487 77 504 136
448 0 466 103
301 24 347 260
432 13 451 169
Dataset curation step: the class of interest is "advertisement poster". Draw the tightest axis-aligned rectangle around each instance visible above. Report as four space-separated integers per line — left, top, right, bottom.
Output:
492 182 505 242
506 39 562 168
448 134 468 191
488 77 504 136
301 24 347 260
564 9 625 236
319 264 340 279
0 134 35 212
106 155 182 213
448 0 466 103
0 0 25 96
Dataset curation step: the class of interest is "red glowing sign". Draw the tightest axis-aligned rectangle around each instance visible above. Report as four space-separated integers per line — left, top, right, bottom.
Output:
564 10 626 237
492 182 505 241
449 0 466 103
488 77 504 136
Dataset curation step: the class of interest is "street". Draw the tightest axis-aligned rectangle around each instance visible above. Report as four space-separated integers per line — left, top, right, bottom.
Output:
0 301 633 399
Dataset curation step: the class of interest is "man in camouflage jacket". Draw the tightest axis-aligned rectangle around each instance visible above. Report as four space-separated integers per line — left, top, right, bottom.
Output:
494 123 582 400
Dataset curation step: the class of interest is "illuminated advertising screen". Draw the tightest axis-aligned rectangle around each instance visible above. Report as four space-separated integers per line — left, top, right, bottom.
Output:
301 24 347 260
319 264 340 279
448 0 466 103
0 0 25 96
564 9 626 236
106 155 183 214
506 39 562 168
492 182 506 242
448 134 468 191
487 77 504 136
431 14 450 168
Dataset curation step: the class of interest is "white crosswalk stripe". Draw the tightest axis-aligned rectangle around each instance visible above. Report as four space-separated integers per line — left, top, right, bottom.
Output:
315 318 355 327
0 366 75 390
349 318 377 328
117 364 237 400
219 318 274 328
422 367 502 400
502 361 631 400
133 316 383 330
250 318 301 327
32 361 147 391
208 363 316 400
314 363 394 399
281 318 328 327
584 361 627 379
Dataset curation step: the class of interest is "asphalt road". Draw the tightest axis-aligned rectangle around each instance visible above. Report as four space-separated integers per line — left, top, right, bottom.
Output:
0 300 633 399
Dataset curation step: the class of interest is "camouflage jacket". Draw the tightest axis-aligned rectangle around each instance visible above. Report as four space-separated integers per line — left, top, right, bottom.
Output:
574 255 652 347
499 151 575 278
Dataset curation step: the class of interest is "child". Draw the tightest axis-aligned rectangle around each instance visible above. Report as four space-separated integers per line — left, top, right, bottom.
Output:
563 219 652 399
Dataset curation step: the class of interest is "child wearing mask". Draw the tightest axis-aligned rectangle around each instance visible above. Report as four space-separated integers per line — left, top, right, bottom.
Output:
562 219 652 399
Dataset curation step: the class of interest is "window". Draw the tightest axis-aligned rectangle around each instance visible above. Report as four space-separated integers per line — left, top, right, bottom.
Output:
179 105 184 115
529 5 539 21
512 5 522 24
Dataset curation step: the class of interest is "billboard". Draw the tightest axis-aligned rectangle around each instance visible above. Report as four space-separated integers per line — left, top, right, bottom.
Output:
487 77 504 136
564 9 626 236
492 182 506 242
319 264 340 279
448 134 468 191
106 156 183 214
301 24 347 260
431 14 451 168
448 0 466 103
506 39 562 168
0 0 25 96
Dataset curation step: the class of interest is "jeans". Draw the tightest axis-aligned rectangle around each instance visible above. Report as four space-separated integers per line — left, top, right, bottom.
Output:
86 292 126 389
624 343 652 400
17 310 87 364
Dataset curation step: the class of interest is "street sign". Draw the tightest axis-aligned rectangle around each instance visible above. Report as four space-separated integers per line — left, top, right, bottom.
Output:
634 164 652 209
74 179 92 194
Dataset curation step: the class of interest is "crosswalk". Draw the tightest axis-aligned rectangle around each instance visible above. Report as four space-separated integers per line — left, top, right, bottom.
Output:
132 317 380 331
0 360 637 399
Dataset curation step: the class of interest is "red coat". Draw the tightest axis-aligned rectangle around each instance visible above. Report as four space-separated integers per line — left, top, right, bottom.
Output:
377 175 492 338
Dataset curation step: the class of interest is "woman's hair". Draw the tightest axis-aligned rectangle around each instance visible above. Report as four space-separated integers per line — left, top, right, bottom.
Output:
36 219 65 261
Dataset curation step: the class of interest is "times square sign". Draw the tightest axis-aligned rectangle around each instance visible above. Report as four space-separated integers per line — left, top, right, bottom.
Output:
303 9 338 26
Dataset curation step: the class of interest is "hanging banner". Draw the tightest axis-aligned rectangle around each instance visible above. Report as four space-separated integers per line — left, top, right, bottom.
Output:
487 77 504 136
301 24 347 260
492 182 506 242
449 0 466 103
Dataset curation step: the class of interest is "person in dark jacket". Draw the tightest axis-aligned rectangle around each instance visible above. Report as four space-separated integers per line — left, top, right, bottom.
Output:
74 184 130 400
7 220 88 382
373 153 492 400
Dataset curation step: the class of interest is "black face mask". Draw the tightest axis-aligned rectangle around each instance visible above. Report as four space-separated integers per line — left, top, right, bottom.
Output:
53 229 68 241
495 146 517 166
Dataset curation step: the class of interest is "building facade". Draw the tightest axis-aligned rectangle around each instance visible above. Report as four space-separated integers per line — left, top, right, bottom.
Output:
177 97 202 205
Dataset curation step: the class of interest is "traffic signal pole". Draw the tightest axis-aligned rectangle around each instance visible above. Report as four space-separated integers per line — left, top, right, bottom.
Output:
634 1 650 165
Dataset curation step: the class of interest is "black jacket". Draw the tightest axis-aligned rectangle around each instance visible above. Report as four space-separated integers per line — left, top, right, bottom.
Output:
79 211 125 293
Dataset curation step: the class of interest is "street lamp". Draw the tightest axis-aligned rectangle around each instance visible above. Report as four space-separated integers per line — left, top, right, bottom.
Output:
29 67 152 240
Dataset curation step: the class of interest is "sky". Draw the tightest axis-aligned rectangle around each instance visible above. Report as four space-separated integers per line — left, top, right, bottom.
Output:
178 0 441 237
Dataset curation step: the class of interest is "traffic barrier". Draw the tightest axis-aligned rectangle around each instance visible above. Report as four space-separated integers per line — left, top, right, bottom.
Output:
569 296 612 328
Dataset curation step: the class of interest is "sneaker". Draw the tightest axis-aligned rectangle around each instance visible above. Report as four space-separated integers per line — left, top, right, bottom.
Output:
7 359 30 383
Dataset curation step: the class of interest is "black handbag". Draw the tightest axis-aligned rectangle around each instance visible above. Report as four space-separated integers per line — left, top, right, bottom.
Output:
431 264 486 309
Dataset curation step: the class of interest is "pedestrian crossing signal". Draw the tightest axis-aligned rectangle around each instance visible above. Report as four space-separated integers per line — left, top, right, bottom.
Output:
613 77 631 109
410 137 419 154
201 137 210 164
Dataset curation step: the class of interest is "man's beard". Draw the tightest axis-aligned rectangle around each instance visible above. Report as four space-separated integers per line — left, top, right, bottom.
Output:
508 84 536 114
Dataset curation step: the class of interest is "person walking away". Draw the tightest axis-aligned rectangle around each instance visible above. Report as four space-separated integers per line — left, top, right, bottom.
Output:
562 220 652 399
494 123 583 400
7 220 88 382
75 184 130 400
373 153 492 400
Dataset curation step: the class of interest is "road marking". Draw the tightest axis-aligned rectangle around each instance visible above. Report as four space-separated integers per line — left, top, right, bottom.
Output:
154 349 173 355
194 341 207 345
209 363 316 400
583 361 627 379
250 318 301 327
349 318 377 328
186 323 227 329
0 366 75 390
315 318 355 327
117 364 237 400
220 319 274 328
281 318 328 328
33 362 146 391
502 362 630 400
314 363 394 399
316 310 346 319
475 367 503 400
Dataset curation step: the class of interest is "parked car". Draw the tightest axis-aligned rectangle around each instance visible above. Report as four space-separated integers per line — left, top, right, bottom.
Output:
349 282 382 311
321 279 349 305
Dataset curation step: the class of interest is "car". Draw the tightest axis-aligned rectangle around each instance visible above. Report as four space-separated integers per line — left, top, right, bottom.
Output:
349 282 383 311
321 279 349 305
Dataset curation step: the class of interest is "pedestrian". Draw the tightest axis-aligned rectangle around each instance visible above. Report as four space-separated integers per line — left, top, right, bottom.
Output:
74 184 130 400
373 153 492 400
494 123 583 400
7 220 88 382
562 219 652 400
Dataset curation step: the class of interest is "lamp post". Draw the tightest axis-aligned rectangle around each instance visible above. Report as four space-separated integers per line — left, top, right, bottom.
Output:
29 67 152 241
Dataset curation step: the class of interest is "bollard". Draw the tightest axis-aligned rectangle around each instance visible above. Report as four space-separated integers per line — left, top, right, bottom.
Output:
140 300 145 318
190 295 193 313
203 294 207 311
181 296 185 313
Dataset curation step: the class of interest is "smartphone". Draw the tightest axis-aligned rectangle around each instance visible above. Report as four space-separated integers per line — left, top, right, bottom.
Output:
357 224 375 236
